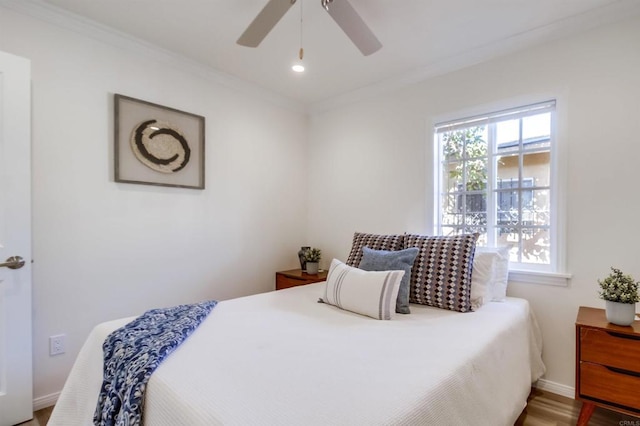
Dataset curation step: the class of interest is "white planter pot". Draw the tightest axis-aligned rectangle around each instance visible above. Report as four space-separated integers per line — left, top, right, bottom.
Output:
306 262 319 275
605 300 637 326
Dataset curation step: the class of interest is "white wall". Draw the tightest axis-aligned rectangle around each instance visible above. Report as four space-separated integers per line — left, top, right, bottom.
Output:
308 16 640 391
3 2 639 405
0 7 309 400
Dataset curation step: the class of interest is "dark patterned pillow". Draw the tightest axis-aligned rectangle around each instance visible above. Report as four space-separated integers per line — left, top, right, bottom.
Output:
404 234 478 313
345 232 404 267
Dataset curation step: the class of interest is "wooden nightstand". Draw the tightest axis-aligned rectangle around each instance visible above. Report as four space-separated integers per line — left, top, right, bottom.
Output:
275 269 328 290
575 306 640 425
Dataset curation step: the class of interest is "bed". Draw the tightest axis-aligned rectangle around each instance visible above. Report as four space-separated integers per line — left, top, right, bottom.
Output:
49 281 545 426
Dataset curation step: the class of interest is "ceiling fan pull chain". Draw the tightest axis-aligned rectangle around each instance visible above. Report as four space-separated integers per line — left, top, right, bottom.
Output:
299 0 304 60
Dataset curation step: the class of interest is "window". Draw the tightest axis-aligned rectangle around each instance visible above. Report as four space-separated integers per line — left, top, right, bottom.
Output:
434 100 560 274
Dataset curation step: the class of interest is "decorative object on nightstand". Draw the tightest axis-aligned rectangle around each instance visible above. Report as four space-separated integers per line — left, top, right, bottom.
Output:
575 306 640 426
598 267 639 326
303 248 321 274
275 269 328 290
297 246 310 271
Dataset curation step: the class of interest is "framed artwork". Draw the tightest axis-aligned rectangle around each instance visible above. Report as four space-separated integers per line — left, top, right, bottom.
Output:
114 94 205 189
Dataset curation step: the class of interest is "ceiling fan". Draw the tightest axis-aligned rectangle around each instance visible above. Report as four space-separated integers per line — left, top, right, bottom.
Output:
237 0 382 56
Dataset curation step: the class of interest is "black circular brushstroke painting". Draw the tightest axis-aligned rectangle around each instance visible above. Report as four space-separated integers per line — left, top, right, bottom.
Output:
130 119 191 173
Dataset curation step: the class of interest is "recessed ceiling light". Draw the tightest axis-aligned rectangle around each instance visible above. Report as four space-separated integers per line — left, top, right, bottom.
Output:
292 64 305 73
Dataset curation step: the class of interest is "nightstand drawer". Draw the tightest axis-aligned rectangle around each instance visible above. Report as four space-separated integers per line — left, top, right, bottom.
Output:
581 328 640 373
580 362 640 411
275 269 328 290
276 274 310 290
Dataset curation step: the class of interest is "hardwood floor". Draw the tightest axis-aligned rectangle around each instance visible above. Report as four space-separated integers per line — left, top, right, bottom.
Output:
516 388 639 426
15 405 53 426
20 388 640 425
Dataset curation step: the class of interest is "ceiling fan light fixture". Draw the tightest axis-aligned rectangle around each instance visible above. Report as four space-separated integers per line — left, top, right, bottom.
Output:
292 45 304 71
291 3 305 73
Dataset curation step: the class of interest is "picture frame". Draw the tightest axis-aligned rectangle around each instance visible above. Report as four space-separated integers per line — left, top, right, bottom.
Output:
114 94 205 189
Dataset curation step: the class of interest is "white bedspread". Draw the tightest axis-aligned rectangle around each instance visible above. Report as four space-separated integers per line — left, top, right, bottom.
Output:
50 283 545 426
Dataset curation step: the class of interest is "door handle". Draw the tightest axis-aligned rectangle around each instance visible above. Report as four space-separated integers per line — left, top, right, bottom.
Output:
0 256 25 270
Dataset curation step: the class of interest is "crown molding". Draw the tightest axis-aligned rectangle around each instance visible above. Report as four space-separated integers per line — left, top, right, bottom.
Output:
307 0 640 114
3 0 639 116
0 0 305 113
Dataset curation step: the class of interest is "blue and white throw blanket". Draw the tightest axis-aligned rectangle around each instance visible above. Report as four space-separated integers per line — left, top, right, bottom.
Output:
93 300 218 426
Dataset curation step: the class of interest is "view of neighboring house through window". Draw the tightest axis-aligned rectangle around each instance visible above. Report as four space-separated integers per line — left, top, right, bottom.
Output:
434 100 556 272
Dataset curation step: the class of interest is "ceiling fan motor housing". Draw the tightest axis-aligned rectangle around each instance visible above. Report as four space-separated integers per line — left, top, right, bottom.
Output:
321 0 334 11
237 0 381 56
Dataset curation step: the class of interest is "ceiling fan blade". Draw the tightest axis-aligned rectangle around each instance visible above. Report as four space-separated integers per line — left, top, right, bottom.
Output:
237 0 296 48
325 0 382 56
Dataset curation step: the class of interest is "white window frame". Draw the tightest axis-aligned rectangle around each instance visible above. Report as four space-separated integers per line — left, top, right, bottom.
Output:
432 99 570 286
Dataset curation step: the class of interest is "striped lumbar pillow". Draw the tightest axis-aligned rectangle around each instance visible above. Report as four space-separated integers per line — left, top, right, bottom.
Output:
320 258 404 320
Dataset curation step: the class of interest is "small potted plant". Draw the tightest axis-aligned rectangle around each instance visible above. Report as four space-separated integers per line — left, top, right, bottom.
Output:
304 248 322 275
598 267 639 326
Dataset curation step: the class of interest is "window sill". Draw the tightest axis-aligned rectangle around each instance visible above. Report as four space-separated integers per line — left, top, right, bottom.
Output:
508 269 572 287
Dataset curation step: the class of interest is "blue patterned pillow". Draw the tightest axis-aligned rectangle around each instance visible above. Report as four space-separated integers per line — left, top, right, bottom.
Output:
359 247 419 314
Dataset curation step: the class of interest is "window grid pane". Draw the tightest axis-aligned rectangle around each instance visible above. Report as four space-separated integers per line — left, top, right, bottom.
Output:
440 126 489 238
436 102 554 271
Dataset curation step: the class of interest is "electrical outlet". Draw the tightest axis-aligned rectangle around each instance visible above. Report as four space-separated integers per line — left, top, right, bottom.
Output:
49 334 65 356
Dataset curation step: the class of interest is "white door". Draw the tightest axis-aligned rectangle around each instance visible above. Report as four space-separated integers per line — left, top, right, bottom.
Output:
0 51 32 426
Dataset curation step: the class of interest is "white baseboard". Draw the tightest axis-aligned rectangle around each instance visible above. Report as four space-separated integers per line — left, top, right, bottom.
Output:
534 378 575 399
34 391 60 411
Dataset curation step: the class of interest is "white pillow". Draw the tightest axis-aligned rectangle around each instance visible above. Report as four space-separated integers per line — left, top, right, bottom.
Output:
321 259 404 320
488 246 510 301
470 246 510 307
470 251 495 309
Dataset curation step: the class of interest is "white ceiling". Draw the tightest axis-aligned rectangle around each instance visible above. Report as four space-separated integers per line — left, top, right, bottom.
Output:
16 0 640 108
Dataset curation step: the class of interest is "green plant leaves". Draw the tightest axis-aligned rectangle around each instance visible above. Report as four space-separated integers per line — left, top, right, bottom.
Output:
598 267 640 303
